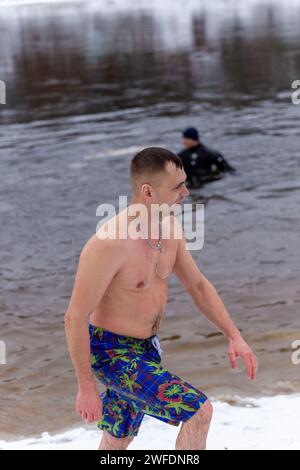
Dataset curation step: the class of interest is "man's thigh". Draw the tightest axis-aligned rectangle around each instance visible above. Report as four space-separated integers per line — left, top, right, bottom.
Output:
111 353 208 426
96 387 145 438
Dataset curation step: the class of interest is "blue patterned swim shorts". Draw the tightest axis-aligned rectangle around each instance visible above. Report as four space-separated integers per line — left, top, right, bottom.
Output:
89 322 208 438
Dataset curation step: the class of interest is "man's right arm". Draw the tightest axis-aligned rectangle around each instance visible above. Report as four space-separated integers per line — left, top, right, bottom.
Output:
64 235 122 421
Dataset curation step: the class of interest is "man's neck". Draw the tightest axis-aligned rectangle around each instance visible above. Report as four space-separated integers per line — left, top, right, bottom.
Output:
187 141 200 150
127 200 161 240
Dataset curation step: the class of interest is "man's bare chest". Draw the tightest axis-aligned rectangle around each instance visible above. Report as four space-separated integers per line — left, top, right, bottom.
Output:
115 240 177 290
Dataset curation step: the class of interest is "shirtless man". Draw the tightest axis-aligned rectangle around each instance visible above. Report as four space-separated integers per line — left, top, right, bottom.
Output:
64 147 258 450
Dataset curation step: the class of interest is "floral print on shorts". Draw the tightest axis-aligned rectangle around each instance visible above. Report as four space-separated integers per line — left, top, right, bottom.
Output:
89 323 208 438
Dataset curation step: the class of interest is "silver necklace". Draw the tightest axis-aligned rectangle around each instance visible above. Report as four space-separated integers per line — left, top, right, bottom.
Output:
128 214 163 276
139 221 162 253
139 222 163 275
128 214 163 253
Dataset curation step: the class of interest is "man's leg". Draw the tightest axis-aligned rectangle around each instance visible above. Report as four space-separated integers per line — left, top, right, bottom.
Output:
175 400 213 450
99 431 135 450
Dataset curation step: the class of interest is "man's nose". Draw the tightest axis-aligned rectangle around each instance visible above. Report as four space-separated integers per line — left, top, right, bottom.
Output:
182 186 190 197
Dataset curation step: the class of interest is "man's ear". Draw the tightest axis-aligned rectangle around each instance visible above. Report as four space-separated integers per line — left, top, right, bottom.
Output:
142 184 152 198
147 187 152 197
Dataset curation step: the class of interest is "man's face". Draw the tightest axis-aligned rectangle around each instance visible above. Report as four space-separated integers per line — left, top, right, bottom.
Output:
153 162 189 207
182 137 199 149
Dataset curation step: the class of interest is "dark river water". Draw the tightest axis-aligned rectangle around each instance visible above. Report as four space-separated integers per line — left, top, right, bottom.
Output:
0 0 300 439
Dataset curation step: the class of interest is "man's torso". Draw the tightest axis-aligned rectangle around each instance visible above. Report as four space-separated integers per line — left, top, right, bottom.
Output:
89 212 179 339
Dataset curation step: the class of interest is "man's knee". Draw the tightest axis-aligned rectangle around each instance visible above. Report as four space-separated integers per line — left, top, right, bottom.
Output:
100 431 135 450
196 399 213 423
185 399 213 427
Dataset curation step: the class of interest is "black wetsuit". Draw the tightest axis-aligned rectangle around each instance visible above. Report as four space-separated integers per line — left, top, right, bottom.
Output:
178 142 236 185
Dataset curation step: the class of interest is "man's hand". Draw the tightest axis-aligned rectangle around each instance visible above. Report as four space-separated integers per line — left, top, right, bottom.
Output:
228 336 258 380
76 381 103 423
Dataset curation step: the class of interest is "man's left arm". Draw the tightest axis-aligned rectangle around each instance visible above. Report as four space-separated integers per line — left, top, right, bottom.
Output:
173 227 258 380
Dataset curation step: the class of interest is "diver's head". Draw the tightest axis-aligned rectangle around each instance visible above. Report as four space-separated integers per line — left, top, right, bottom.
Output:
182 127 199 149
130 147 189 208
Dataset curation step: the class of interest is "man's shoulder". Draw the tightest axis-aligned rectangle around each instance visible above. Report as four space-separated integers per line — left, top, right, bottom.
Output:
201 143 223 158
82 225 124 259
179 145 203 158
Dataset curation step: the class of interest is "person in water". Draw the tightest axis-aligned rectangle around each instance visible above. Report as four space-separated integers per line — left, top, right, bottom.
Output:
178 127 236 186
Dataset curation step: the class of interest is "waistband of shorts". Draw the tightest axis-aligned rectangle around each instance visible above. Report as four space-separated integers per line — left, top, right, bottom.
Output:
88 322 157 345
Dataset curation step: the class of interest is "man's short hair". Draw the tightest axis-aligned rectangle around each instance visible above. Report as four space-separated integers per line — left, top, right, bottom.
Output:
130 147 183 192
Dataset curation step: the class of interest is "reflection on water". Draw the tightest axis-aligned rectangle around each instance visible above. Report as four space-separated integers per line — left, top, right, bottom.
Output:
1 0 300 122
0 0 300 439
